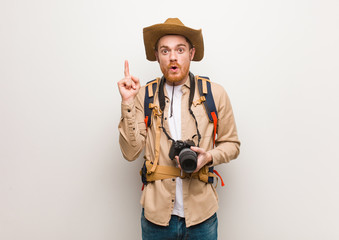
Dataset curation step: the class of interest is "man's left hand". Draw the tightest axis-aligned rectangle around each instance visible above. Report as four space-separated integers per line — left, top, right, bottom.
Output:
175 146 213 173
191 146 213 173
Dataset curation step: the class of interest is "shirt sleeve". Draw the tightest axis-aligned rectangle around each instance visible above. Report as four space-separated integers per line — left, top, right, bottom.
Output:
118 91 147 161
208 84 240 166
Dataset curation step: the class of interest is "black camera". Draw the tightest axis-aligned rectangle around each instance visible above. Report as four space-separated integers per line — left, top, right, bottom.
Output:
169 140 197 173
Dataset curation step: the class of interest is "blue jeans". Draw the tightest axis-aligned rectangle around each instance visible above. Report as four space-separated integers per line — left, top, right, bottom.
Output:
141 209 218 240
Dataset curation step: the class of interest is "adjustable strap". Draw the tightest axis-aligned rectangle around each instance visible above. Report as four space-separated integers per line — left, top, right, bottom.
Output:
211 111 218 147
148 103 162 173
144 116 149 130
192 96 206 106
213 170 225 187
144 78 159 129
194 165 218 185
144 160 182 182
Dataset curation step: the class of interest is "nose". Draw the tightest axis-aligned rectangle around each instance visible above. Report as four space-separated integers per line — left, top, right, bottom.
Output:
169 50 177 61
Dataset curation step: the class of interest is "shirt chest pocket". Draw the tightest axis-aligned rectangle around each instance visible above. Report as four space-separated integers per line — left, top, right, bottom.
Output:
191 102 215 139
191 103 209 124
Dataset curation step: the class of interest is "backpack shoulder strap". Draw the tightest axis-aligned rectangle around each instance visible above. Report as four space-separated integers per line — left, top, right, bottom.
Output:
196 75 218 148
196 75 219 184
144 78 159 129
196 76 218 121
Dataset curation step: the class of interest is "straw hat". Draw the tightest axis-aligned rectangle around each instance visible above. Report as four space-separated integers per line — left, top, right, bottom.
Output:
143 18 204 61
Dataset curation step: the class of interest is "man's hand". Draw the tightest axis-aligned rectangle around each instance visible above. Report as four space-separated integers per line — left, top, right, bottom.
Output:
117 60 140 104
175 146 213 173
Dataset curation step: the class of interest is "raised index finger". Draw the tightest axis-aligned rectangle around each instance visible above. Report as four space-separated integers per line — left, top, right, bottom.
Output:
124 60 130 77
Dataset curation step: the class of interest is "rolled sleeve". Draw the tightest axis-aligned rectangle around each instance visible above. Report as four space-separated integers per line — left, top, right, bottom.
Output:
118 92 146 161
208 84 240 166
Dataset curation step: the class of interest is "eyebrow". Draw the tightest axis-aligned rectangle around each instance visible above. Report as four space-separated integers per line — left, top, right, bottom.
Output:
159 43 188 49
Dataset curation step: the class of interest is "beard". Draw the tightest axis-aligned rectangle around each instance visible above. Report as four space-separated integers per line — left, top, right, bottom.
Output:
161 62 190 84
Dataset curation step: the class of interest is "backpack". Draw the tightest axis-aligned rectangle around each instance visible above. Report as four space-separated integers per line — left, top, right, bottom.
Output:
142 75 224 186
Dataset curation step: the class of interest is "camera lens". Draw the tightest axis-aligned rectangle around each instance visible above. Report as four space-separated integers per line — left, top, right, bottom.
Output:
179 148 197 173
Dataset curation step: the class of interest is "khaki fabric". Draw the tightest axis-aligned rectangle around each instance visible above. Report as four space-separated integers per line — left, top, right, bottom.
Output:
118 75 240 227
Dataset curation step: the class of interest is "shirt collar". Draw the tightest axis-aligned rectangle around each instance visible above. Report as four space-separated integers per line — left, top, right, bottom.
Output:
184 72 194 89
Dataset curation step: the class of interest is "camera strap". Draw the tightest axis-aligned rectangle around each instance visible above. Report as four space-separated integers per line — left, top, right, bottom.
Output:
158 72 201 147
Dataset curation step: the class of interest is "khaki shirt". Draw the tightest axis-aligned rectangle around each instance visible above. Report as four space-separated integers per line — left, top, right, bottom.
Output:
118 75 240 227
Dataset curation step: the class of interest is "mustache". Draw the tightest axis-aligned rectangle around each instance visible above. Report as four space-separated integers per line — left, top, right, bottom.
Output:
168 63 181 69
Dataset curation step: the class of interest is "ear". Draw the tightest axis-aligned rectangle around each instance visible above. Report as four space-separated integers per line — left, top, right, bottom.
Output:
190 48 196 61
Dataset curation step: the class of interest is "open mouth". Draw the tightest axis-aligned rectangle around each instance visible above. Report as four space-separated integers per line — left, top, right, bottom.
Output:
170 65 179 71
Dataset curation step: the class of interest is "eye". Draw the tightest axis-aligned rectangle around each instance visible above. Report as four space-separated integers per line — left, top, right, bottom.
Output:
178 48 184 53
161 49 169 54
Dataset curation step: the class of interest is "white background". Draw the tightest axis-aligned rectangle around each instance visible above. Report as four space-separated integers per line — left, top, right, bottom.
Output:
1 0 339 239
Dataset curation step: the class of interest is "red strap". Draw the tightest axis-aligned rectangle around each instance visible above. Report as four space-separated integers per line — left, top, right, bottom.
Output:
213 170 225 187
211 112 217 147
144 116 149 130
141 183 145 191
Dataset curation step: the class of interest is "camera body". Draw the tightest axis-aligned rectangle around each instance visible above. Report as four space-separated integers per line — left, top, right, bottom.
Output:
169 140 197 173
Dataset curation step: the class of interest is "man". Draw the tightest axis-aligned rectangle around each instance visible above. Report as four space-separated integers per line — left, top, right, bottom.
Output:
118 18 240 240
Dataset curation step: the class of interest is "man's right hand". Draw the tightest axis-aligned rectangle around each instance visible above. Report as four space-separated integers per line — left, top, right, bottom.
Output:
117 60 140 104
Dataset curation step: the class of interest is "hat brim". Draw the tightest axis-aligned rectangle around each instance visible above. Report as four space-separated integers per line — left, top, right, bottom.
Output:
143 24 204 61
